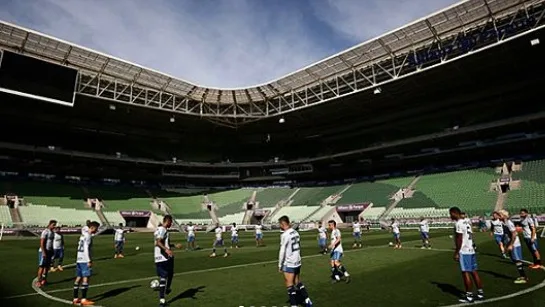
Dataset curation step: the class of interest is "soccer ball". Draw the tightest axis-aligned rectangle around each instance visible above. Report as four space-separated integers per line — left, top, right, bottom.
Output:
150 279 159 289
388 242 393 246
135 246 140 251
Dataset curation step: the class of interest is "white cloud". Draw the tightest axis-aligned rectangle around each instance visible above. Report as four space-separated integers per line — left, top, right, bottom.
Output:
312 0 459 42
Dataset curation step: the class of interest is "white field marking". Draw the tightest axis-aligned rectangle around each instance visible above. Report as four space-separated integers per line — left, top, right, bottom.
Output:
31 273 104 307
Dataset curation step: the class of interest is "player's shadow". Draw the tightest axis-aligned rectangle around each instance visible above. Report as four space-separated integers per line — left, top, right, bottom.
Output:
91 285 141 301
479 270 513 280
168 286 206 303
431 281 462 298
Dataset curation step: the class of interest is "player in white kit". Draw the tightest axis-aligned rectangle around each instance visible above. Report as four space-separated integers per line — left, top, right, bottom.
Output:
155 215 175 307
230 223 239 249
328 220 350 283
490 212 508 258
278 215 313 307
114 223 125 258
520 209 542 268
36 219 57 288
50 226 65 272
210 223 228 258
499 210 528 284
73 220 100 306
419 218 431 249
352 221 362 248
317 222 328 254
186 222 196 251
390 218 402 249
81 220 91 235
255 223 264 247
450 207 484 303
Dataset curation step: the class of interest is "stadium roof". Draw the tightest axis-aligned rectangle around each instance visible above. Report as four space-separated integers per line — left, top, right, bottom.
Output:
0 0 544 125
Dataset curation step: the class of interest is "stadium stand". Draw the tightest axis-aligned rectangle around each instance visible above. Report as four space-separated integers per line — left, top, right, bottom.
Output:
19 205 98 227
337 177 413 206
219 212 246 224
507 159 545 213
361 206 386 220
102 211 125 226
386 207 450 219
6 181 84 208
87 185 151 211
291 186 344 206
305 205 334 222
255 188 293 207
269 206 316 222
397 169 497 216
164 194 206 216
0 206 13 227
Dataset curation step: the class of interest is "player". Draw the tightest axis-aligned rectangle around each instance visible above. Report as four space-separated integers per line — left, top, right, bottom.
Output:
520 209 542 269
500 210 528 284
36 219 56 287
50 226 64 272
450 207 484 303
155 215 175 307
317 222 328 254
73 220 100 306
81 220 91 235
490 212 508 258
231 223 239 249
390 218 401 249
210 223 228 258
186 222 196 251
114 223 125 258
328 220 350 283
352 220 362 248
419 217 431 249
255 222 264 247
278 215 313 307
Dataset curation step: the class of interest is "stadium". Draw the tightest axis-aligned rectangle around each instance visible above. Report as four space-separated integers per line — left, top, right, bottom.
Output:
1 0 545 306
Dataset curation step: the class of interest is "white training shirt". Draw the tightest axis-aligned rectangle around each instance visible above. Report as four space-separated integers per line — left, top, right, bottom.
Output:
353 222 361 234
278 228 302 269
490 219 504 235
53 232 64 250
40 228 54 251
81 226 89 235
215 227 223 240
114 228 125 242
391 222 400 234
231 226 238 237
255 225 263 235
419 220 429 233
77 232 93 263
455 219 475 255
520 217 536 239
505 219 521 247
318 226 327 239
154 226 170 263
187 225 195 237
330 228 344 253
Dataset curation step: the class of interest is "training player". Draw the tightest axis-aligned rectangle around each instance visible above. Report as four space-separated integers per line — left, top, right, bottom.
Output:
520 209 542 268
50 226 65 272
490 212 508 258
73 220 100 306
114 223 125 258
255 222 264 247
231 223 239 249
82 220 91 235
419 217 431 249
352 220 362 248
317 222 328 254
278 215 313 307
186 222 196 251
210 223 228 258
155 215 175 307
450 207 484 303
36 219 56 287
500 210 528 284
328 220 350 283
390 218 401 249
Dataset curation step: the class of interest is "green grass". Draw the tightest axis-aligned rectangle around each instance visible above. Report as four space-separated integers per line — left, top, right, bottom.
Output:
1 230 545 307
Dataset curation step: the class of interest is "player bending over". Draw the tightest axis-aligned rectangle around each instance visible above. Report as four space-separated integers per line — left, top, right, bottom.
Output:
231 223 239 249
36 219 57 287
114 223 125 258
520 209 542 269
419 217 431 249
278 215 313 307
390 218 402 249
210 223 228 258
352 221 362 248
186 222 196 251
500 210 528 284
490 212 508 258
73 220 100 305
255 222 264 247
50 226 65 272
155 215 175 307
328 220 350 283
317 222 328 254
450 207 484 303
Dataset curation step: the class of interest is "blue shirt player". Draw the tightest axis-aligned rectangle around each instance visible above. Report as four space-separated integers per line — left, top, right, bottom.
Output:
450 206 484 303
210 223 228 258
155 215 175 307
73 220 100 306
328 220 350 283
278 215 313 307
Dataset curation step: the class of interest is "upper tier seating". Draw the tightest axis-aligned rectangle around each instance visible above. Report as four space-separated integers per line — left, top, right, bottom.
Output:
337 177 413 206
291 186 344 206
507 160 545 214
19 205 98 227
0 206 13 227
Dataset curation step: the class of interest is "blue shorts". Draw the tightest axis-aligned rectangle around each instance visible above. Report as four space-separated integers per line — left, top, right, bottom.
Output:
420 232 429 240
459 254 478 272
494 234 505 244
524 238 539 252
393 233 400 240
330 251 343 261
115 241 124 251
38 250 52 268
231 236 238 243
282 265 301 274
53 248 64 260
155 258 174 278
214 239 224 247
353 232 361 239
318 238 326 246
76 263 92 277
256 233 263 240
187 235 195 243
510 245 523 262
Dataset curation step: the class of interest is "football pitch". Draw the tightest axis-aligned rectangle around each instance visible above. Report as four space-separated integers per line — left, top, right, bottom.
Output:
1 229 544 307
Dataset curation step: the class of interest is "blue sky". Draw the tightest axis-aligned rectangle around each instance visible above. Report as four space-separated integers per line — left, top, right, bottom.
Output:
0 0 458 88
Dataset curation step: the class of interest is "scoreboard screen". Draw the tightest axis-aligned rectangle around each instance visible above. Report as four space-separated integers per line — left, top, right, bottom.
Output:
0 50 78 106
